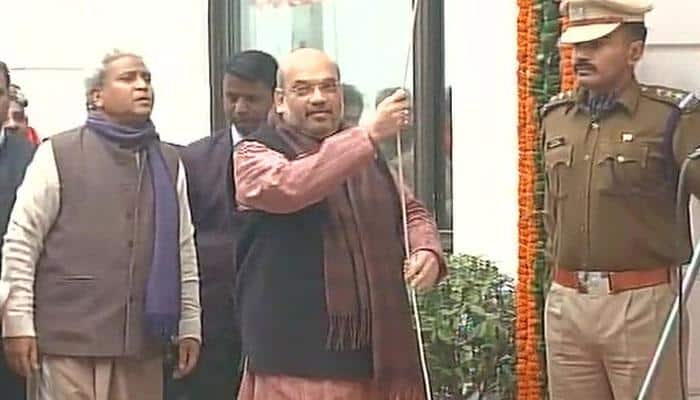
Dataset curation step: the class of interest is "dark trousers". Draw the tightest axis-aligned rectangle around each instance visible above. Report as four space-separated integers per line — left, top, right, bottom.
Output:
0 343 25 400
165 336 242 400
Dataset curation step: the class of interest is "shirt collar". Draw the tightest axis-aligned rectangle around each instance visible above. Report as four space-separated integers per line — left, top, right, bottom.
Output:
571 81 641 116
230 124 243 146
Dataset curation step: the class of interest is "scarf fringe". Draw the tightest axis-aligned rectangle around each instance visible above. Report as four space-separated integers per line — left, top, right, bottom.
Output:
326 309 371 351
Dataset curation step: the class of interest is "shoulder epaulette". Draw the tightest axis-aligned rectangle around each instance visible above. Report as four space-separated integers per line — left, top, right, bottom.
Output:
639 84 699 113
680 91 700 113
540 90 575 117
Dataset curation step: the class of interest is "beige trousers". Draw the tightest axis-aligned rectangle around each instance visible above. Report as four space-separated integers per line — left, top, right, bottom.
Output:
545 282 688 400
30 355 162 400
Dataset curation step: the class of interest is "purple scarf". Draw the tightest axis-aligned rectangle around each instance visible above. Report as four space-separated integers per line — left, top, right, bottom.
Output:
86 112 180 343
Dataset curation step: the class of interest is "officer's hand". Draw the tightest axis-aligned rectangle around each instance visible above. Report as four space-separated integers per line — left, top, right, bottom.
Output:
173 338 200 379
403 250 441 293
368 89 411 143
3 337 39 377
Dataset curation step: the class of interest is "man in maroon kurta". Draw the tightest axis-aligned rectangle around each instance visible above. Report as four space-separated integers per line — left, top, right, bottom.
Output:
232 48 445 399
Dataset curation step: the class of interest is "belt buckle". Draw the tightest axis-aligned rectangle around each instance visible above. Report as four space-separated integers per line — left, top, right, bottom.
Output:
576 271 610 295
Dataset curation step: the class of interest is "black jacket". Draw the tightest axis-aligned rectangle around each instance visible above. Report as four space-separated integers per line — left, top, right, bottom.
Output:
234 126 374 379
180 130 242 340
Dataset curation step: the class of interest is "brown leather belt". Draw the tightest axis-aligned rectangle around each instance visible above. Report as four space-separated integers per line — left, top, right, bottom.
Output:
554 267 671 294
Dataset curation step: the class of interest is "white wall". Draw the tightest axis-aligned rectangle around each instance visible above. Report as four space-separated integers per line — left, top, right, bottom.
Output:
0 0 211 145
447 0 519 276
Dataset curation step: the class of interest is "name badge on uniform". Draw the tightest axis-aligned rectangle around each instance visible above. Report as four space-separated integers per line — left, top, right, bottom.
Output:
621 132 635 142
570 5 586 20
546 136 566 150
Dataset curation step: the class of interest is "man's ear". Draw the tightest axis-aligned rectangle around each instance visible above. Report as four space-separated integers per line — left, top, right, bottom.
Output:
274 88 286 114
91 89 104 109
628 40 645 65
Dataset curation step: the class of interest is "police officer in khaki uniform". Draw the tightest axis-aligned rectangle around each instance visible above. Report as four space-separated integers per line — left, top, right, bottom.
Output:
542 1 700 399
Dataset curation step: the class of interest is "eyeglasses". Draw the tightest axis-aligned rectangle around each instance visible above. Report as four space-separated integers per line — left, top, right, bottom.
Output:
287 81 340 97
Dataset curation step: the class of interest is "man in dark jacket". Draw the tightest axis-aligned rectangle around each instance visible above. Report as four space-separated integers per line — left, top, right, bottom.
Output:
0 60 35 400
174 50 277 400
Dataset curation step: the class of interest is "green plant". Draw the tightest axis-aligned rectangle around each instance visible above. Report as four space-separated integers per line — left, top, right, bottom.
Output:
419 254 516 400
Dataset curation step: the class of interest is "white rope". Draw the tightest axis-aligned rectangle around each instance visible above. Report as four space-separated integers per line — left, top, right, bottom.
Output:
396 1 432 399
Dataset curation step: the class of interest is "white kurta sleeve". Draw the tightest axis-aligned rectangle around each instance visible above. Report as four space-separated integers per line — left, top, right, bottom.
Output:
2 141 60 338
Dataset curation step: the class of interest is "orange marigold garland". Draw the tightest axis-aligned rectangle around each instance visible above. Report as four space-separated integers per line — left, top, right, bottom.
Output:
518 1 568 399
516 0 540 398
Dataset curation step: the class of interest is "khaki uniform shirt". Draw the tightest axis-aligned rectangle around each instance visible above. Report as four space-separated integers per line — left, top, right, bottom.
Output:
541 82 700 271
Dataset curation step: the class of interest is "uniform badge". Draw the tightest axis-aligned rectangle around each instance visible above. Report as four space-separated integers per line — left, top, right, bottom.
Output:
546 137 566 149
570 5 585 20
621 132 634 142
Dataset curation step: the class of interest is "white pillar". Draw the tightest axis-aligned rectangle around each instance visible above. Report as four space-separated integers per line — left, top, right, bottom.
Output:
447 0 519 276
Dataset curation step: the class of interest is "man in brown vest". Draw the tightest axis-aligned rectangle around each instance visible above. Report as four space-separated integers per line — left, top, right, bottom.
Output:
1 51 202 400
